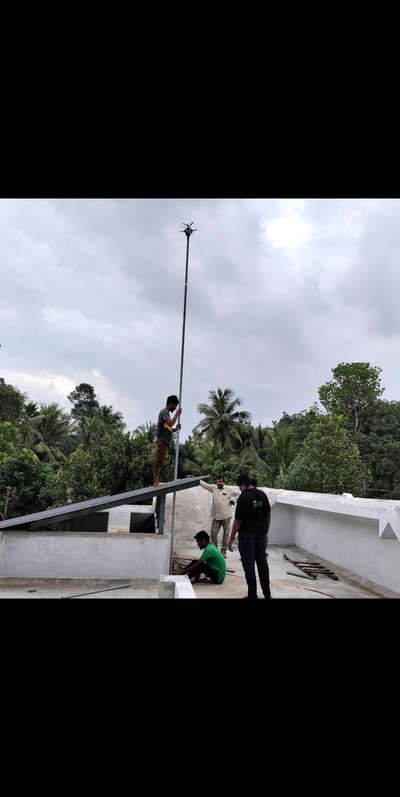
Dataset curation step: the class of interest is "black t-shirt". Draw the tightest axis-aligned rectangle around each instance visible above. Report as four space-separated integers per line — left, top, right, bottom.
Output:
235 488 271 534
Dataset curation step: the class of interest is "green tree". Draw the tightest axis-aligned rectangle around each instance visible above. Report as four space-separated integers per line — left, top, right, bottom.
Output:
318 362 384 438
54 431 133 504
0 378 25 423
31 403 71 463
94 404 125 432
67 383 99 428
275 404 323 447
358 400 400 498
194 388 251 450
134 422 157 443
53 428 173 505
0 422 19 463
0 450 57 518
18 402 40 448
276 415 369 496
265 426 297 480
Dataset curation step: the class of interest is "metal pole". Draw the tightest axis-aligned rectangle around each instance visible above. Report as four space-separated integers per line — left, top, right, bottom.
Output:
169 222 196 572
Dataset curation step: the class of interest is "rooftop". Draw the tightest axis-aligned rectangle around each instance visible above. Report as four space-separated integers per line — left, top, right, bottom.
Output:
0 543 397 599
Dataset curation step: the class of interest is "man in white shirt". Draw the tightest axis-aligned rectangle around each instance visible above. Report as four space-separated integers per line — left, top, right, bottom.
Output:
200 475 240 558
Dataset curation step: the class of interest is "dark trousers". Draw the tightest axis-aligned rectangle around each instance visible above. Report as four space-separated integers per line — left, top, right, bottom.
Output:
184 560 220 584
238 533 270 599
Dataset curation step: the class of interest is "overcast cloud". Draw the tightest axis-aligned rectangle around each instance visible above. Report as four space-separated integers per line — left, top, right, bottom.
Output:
1 197 399 438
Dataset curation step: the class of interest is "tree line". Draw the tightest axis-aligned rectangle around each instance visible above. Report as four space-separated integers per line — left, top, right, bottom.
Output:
1 362 400 520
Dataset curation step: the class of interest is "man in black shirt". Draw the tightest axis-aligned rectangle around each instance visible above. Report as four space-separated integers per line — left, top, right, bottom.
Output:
228 472 271 599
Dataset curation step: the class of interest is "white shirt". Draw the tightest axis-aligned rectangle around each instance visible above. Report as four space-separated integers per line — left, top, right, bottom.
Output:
200 481 240 521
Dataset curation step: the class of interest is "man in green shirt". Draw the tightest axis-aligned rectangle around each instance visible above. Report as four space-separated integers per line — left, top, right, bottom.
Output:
176 530 226 584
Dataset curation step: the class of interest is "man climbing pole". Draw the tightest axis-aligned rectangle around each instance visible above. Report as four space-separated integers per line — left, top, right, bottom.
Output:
153 395 182 487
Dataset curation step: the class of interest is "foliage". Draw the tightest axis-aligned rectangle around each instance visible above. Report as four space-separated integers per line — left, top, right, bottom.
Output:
264 426 297 479
67 383 99 427
0 378 26 423
318 362 384 438
358 400 400 498
0 450 57 519
95 405 125 432
276 415 369 496
194 388 251 449
53 432 133 504
275 404 323 447
53 427 175 505
30 403 72 463
0 422 19 463
133 422 157 443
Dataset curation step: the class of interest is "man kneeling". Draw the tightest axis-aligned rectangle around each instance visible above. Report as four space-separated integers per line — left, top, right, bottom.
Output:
177 530 226 585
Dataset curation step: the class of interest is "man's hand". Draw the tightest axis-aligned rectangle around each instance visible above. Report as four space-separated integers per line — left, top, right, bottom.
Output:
176 408 182 417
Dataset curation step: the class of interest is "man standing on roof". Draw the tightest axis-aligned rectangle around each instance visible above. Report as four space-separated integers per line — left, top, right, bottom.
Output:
153 395 182 488
228 472 271 599
200 475 240 558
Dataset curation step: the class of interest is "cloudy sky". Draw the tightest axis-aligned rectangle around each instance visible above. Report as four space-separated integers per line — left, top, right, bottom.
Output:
1 197 399 439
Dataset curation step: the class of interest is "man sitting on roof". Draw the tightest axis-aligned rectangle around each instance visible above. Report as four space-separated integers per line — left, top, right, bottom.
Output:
175 530 226 585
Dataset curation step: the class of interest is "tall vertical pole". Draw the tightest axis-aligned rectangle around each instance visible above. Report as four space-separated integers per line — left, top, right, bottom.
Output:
169 222 196 573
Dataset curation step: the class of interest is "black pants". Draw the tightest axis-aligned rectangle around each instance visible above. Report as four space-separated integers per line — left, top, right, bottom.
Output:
184 560 220 584
238 533 270 599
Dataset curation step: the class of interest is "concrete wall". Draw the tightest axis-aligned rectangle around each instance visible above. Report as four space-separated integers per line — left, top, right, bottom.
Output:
165 485 233 542
0 531 170 580
163 484 400 595
292 505 400 594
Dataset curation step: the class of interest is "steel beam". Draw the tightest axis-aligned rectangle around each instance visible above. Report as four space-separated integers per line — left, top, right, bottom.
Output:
0 475 209 532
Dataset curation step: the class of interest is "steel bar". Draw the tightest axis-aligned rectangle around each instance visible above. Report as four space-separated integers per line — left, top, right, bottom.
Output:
286 570 315 580
61 583 132 599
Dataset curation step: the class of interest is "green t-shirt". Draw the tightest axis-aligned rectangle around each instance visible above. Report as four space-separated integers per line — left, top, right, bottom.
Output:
200 543 226 584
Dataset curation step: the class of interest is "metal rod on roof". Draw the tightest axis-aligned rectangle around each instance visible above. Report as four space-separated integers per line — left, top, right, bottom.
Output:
169 222 196 573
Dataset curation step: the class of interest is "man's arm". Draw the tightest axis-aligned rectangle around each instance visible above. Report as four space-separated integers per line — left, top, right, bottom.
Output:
180 558 200 574
170 408 182 426
200 480 214 492
228 518 241 551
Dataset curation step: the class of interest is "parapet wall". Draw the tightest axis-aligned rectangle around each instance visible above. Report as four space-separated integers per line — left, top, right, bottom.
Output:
0 531 170 580
165 485 400 594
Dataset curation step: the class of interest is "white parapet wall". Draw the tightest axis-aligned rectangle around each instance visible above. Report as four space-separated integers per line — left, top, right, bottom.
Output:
164 484 400 595
159 574 196 599
0 531 170 580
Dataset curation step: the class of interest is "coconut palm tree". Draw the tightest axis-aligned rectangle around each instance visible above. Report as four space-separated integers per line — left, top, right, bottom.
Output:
94 405 125 432
265 425 296 477
80 414 105 450
18 402 40 448
194 388 251 451
133 422 157 442
31 403 71 462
